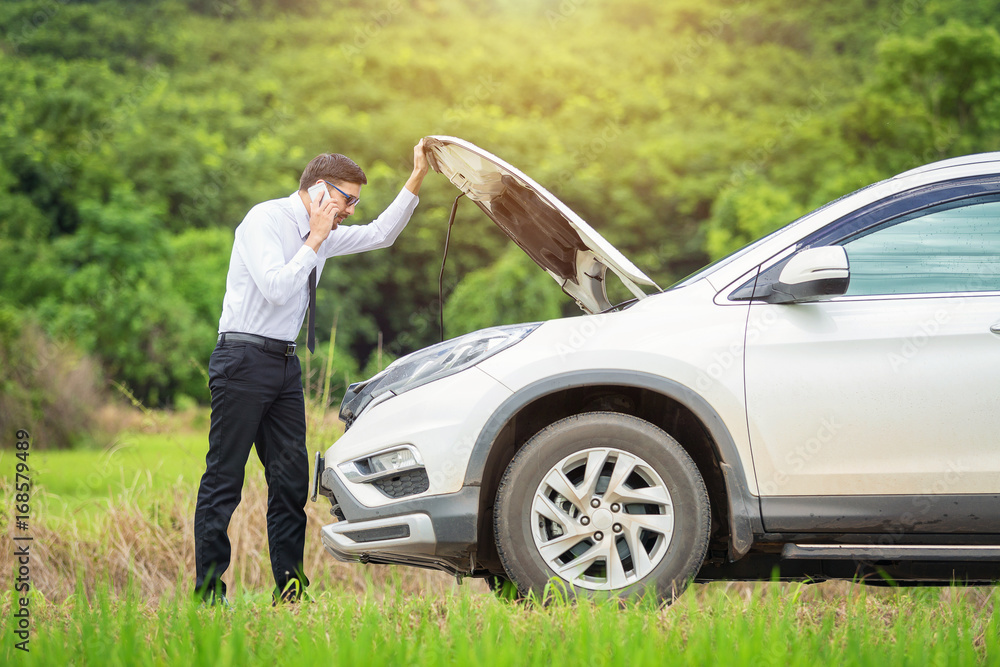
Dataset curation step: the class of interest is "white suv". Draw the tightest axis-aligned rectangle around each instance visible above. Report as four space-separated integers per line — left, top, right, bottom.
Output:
312 137 1000 602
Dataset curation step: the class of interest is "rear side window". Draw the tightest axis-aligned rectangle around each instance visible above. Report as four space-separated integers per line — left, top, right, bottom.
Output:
839 199 1000 296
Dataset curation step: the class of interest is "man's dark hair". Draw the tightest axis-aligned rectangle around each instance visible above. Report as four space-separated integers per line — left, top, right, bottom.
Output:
299 153 368 190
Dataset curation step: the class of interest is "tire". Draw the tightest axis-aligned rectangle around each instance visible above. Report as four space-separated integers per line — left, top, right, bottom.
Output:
493 412 710 604
484 573 521 601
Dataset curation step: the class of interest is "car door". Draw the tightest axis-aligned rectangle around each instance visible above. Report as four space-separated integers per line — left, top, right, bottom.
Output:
743 188 1000 532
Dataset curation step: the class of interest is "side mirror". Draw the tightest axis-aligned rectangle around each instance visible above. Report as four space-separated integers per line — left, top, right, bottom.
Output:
767 246 849 304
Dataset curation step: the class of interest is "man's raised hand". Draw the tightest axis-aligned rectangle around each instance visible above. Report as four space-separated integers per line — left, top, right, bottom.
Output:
405 138 430 195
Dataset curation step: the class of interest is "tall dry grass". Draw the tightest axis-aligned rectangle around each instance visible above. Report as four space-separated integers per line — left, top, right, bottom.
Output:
1 473 467 605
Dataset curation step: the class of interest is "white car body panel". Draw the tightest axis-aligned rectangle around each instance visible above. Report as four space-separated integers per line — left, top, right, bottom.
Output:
327 366 511 507
746 292 1000 496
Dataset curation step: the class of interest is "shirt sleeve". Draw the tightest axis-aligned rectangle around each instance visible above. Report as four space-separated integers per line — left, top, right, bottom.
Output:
235 206 317 307
320 188 419 258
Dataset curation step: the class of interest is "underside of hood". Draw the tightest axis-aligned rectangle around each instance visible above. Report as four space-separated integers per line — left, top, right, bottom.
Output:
423 136 660 314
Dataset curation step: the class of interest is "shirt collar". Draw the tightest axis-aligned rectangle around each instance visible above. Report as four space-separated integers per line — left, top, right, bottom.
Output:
289 191 311 239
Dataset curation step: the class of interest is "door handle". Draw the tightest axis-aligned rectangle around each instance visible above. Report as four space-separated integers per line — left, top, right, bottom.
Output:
992 323 1000 335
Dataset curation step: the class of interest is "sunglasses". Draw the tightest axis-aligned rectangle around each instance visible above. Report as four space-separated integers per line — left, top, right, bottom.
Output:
323 180 361 208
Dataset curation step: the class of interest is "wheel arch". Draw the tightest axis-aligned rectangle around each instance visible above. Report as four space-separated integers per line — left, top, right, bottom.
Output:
468 370 760 569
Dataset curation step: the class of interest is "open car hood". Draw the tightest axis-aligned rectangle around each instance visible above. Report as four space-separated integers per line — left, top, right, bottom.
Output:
423 136 661 314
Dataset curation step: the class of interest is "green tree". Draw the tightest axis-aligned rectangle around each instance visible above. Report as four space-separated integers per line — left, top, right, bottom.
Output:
443 247 564 337
704 179 804 260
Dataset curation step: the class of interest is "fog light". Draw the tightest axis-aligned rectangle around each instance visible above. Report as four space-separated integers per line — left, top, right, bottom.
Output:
339 445 423 483
369 448 418 475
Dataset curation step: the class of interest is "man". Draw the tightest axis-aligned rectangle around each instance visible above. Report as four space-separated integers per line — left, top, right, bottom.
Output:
194 139 430 605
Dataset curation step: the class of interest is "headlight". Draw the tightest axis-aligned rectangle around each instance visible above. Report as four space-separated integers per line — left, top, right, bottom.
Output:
371 322 540 396
340 323 540 425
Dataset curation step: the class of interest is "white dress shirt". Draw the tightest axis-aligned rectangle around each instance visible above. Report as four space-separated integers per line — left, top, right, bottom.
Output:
218 187 419 342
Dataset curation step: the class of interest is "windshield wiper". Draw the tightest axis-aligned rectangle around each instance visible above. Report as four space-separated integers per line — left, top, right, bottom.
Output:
600 297 639 314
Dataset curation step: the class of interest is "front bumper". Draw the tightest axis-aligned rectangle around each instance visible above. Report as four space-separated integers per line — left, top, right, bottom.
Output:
315 361 512 575
321 513 436 558
316 465 481 575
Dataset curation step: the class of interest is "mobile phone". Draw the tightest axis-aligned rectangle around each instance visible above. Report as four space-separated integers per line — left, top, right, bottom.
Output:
307 182 328 205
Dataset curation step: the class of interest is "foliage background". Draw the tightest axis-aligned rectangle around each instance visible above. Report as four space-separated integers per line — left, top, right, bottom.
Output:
3 0 1000 443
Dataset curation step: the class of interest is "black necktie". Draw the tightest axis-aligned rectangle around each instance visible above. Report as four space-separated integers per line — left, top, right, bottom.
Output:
307 267 316 353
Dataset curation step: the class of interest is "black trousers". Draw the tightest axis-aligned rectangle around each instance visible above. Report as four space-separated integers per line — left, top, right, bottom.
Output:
193 340 311 600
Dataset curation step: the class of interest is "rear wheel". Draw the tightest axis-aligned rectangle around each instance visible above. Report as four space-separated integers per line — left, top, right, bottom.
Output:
493 412 710 604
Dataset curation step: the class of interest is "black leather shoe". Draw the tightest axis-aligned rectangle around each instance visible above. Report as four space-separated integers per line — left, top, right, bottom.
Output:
272 587 313 607
199 591 233 610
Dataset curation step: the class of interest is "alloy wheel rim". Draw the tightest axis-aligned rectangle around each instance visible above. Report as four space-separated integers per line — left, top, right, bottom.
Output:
529 446 675 591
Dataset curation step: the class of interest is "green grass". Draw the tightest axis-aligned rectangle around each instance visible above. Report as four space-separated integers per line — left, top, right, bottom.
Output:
3 580 997 666
32 430 204 497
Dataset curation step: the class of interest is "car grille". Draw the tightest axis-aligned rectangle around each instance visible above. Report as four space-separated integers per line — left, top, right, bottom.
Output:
372 469 430 499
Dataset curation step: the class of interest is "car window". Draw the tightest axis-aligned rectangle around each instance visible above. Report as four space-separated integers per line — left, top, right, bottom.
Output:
839 199 1000 296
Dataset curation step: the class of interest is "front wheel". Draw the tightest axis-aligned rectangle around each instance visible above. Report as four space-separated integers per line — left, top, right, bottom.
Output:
493 412 710 604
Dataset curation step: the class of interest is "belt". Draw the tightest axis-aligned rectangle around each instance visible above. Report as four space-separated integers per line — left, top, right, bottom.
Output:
218 332 297 356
